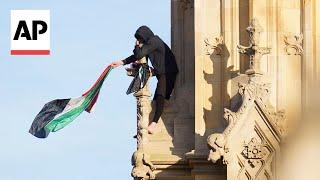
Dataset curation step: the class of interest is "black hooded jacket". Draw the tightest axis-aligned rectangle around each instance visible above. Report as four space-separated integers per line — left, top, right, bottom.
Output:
122 26 179 75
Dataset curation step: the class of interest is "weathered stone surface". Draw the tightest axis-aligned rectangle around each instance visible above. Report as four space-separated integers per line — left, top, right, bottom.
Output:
129 0 319 179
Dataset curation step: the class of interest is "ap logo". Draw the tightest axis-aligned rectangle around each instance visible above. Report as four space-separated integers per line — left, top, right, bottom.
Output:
11 10 50 55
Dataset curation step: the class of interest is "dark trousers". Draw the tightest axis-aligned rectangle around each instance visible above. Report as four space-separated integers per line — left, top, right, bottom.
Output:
152 72 177 123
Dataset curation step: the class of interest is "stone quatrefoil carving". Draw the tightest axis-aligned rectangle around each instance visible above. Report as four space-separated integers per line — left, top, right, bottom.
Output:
241 138 268 168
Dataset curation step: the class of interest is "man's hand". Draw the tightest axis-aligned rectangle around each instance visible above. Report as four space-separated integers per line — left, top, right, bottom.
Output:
111 60 124 68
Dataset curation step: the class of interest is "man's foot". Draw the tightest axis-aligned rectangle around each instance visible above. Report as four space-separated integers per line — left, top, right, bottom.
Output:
148 122 158 134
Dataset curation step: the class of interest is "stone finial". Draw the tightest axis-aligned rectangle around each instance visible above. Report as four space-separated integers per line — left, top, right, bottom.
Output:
237 18 271 75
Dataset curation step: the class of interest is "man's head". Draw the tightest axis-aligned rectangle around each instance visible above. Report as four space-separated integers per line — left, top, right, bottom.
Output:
135 26 154 43
134 34 144 44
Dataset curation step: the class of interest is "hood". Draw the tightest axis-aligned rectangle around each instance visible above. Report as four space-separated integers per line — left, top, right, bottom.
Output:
134 26 154 43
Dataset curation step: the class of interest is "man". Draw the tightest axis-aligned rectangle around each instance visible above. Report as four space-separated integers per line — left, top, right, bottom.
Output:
111 25 178 134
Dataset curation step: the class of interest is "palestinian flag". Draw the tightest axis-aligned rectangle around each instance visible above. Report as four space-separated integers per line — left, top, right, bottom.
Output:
29 65 113 138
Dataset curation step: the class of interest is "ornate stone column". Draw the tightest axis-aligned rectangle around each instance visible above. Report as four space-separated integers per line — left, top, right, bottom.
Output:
127 57 155 180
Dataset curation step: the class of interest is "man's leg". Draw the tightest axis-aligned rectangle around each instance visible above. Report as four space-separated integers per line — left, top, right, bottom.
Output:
148 75 166 134
152 95 165 123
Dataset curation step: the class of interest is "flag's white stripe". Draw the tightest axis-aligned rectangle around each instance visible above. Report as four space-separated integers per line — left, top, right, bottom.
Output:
52 96 86 120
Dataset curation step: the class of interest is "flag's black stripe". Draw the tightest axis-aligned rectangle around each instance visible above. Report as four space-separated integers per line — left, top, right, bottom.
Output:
29 99 70 138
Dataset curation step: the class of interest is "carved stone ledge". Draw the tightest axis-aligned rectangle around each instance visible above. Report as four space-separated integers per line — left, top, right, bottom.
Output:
204 36 224 55
283 34 303 55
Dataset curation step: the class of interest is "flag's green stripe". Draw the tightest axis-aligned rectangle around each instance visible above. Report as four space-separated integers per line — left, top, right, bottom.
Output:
45 79 103 132
45 76 106 132
44 68 112 133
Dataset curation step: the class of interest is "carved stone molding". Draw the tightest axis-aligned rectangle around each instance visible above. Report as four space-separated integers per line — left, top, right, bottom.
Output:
237 18 271 75
207 77 272 164
283 34 303 55
131 149 155 180
262 104 287 137
207 76 285 180
271 110 286 135
204 36 224 55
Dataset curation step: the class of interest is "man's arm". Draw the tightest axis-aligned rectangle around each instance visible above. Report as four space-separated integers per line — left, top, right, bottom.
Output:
122 55 136 65
123 40 157 64
132 40 157 60
111 54 136 68
111 40 157 68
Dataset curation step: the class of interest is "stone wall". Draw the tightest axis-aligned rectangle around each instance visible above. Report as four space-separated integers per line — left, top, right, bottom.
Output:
136 0 320 179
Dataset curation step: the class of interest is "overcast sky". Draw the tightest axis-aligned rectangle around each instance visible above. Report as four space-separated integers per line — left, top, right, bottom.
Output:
0 1 170 179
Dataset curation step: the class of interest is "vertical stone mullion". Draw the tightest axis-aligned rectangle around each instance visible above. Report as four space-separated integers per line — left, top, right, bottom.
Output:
277 0 302 129
315 0 320 85
194 0 223 154
267 0 279 108
302 0 318 111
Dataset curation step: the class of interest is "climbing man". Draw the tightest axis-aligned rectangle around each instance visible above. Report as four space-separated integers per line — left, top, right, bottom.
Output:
111 25 179 134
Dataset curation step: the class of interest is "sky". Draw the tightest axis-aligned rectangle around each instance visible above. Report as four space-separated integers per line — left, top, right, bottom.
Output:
0 1 170 179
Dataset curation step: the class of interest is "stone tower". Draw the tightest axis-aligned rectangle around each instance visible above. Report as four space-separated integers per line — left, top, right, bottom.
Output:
129 0 320 179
